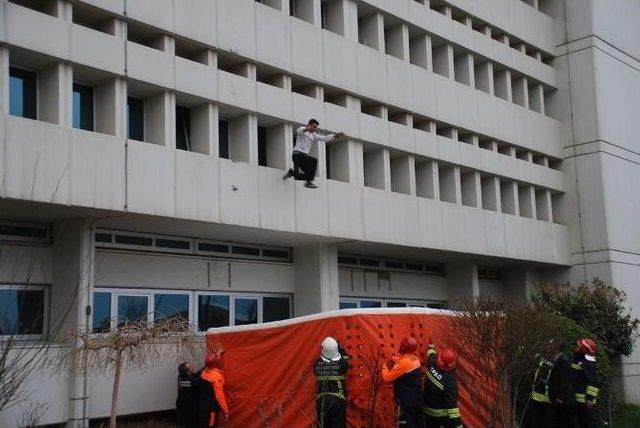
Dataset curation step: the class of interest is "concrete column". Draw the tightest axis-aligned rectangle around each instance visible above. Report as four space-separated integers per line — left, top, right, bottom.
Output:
101 17 126 38
529 83 545 114
229 114 258 164
39 62 73 126
439 165 461 204
416 160 439 199
385 24 410 61
145 91 175 146
390 155 415 195
512 75 529 107
323 0 354 37
518 184 536 219
502 267 539 301
0 47 8 114
359 12 385 51
328 139 364 185
342 0 359 42
293 244 340 315
46 0 72 19
409 33 432 70
535 188 553 222
96 77 126 137
190 103 217 156
446 261 480 308
500 181 520 215
461 171 481 208
474 61 494 95
292 0 321 26
364 148 391 190
194 49 218 69
52 220 94 428
454 52 475 87
494 68 512 102
151 34 175 55
481 176 501 212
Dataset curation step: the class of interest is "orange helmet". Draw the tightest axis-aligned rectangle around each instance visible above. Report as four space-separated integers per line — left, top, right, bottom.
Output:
399 337 417 355
577 338 598 356
205 352 222 369
437 348 457 372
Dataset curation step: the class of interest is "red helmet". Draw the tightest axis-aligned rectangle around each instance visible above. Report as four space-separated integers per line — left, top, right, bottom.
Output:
205 352 222 369
399 337 417 355
437 348 457 372
577 338 598 356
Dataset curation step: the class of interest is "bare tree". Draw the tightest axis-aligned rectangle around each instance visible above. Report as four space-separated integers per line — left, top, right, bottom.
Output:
450 298 562 428
67 317 201 428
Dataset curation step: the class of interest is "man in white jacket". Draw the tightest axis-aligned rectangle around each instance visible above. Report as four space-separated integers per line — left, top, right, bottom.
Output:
283 119 344 188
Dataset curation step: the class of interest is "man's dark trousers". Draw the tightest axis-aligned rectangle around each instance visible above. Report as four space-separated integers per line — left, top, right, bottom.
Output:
292 151 317 182
316 395 346 428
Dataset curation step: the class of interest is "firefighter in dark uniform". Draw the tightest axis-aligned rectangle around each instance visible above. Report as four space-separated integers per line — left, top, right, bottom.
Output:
176 362 198 427
525 350 558 427
422 344 462 428
572 338 600 428
197 352 230 428
381 337 424 428
549 349 576 427
314 336 350 428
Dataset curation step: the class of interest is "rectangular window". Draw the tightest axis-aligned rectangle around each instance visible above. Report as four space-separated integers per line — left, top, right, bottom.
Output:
72 83 94 131
176 105 191 151
9 67 37 119
197 242 230 254
339 301 357 310
116 295 148 326
258 126 268 167
219 119 229 159
154 293 189 323
127 96 144 141
114 234 153 247
386 302 408 308
262 297 290 323
0 287 46 336
198 295 230 331
92 292 112 333
360 300 382 308
234 297 258 326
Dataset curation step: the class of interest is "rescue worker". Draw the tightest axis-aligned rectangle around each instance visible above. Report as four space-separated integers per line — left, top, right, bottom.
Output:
549 347 575 427
176 362 198 427
381 337 424 428
525 340 560 428
571 338 600 428
314 337 350 428
423 343 462 428
197 352 230 428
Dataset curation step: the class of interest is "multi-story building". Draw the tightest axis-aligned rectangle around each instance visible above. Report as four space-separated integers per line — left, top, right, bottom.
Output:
0 0 637 425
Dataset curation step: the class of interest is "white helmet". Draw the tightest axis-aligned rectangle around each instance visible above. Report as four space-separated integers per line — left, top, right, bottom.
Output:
321 337 341 362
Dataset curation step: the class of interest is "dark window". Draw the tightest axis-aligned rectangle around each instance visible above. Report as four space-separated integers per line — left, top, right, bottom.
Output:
405 262 424 271
427 302 446 309
262 297 290 323
359 258 381 268
338 256 358 265
92 292 111 333
0 224 47 239
198 295 230 330
261 249 290 259
94 233 112 243
72 83 94 131
231 246 261 257
155 238 190 250
198 243 229 253
154 294 189 324
234 297 258 326
0 288 45 335
176 105 191 151
258 126 268 166
387 302 407 308
219 119 229 159
114 234 153 246
424 264 445 275
339 301 357 309
117 295 148 326
127 96 144 141
360 300 382 308
384 261 404 270
9 67 37 119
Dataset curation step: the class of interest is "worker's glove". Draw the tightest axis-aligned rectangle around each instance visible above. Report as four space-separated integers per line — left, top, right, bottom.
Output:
223 413 229 422
586 401 596 409
385 359 395 370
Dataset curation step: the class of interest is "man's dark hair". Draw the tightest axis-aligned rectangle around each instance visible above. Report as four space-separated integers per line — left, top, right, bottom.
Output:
308 119 320 126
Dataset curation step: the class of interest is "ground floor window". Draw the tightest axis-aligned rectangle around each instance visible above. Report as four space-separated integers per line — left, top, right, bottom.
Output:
339 297 446 310
93 288 291 333
0 285 48 338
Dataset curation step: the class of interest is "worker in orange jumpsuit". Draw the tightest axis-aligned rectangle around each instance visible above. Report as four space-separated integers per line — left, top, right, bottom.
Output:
197 352 230 428
381 336 425 428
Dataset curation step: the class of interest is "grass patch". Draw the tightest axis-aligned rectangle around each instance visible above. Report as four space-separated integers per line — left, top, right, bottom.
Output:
613 404 640 428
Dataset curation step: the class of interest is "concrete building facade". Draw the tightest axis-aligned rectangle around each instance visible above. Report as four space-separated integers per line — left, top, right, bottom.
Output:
0 0 637 425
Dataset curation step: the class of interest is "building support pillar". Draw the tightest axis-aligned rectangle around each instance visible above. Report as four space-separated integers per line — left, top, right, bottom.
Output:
445 261 479 308
293 244 340 315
